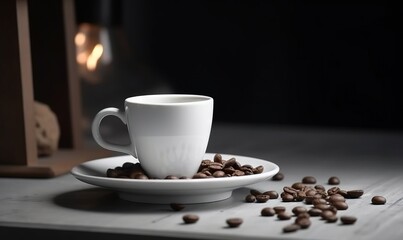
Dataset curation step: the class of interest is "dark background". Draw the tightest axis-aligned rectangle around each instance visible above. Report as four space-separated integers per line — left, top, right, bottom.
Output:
75 0 403 131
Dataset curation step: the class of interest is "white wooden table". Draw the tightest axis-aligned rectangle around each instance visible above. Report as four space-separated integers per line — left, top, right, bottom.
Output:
1 123 402 240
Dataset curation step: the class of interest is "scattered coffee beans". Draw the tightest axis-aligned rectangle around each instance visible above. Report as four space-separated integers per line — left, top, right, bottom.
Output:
328 176 340 185
371 196 387 205
182 214 199 224
226 218 243 228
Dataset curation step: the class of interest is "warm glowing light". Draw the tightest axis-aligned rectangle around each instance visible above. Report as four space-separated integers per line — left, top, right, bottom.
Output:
75 32 86 46
76 52 88 65
86 44 103 71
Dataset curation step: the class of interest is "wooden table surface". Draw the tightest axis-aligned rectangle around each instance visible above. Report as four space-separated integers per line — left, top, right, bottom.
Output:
1 123 402 240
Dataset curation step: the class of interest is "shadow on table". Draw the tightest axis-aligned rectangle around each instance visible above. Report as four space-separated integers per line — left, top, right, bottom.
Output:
53 187 249 213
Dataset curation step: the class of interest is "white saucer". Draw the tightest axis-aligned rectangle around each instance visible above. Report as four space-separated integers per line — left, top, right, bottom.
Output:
71 153 280 204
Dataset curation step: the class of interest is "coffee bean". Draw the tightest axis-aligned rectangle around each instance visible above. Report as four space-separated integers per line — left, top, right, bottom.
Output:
295 217 311 229
292 206 307 216
263 190 279 199
296 212 310 220
328 194 346 203
291 182 305 190
165 175 179 179
312 198 327 206
261 207 276 216
326 215 338 223
332 201 348 210
256 194 270 203
314 203 331 211
250 189 262 196
213 153 223 163
170 203 185 211
277 212 292 220
283 224 301 233
308 208 322 216
273 206 286 214
315 184 326 191
372 196 386 205
346 190 364 199
302 176 317 184
340 216 357 225
131 173 149 179
327 187 341 195
106 169 119 178
182 214 199 224
328 176 340 185
226 218 243 228
245 194 256 203
193 172 209 178
321 210 335 220
281 193 295 202
272 172 284 181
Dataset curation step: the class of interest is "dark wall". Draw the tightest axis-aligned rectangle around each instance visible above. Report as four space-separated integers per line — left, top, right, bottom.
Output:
75 0 403 130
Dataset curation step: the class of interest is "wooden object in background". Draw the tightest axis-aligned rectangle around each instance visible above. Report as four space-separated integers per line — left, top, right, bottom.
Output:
0 0 111 178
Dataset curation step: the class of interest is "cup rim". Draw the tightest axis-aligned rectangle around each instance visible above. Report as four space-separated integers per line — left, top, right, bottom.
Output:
125 94 213 105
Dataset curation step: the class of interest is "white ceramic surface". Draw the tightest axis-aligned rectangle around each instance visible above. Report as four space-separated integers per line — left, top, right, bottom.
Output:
91 94 214 179
71 153 280 204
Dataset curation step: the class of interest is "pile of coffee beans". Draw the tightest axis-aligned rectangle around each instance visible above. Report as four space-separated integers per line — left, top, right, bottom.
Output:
105 153 264 179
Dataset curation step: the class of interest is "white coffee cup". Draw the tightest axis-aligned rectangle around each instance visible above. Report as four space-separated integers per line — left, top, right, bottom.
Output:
92 94 214 179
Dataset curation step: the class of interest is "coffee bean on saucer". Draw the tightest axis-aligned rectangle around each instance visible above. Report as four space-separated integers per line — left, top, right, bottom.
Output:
170 203 185 211
272 172 284 181
106 168 119 178
226 218 243 228
371 196 386 205
183 214 199 224
328 176 340 185
213 153 223 163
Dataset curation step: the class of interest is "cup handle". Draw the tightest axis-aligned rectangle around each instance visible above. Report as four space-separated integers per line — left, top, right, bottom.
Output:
91 107 135 156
